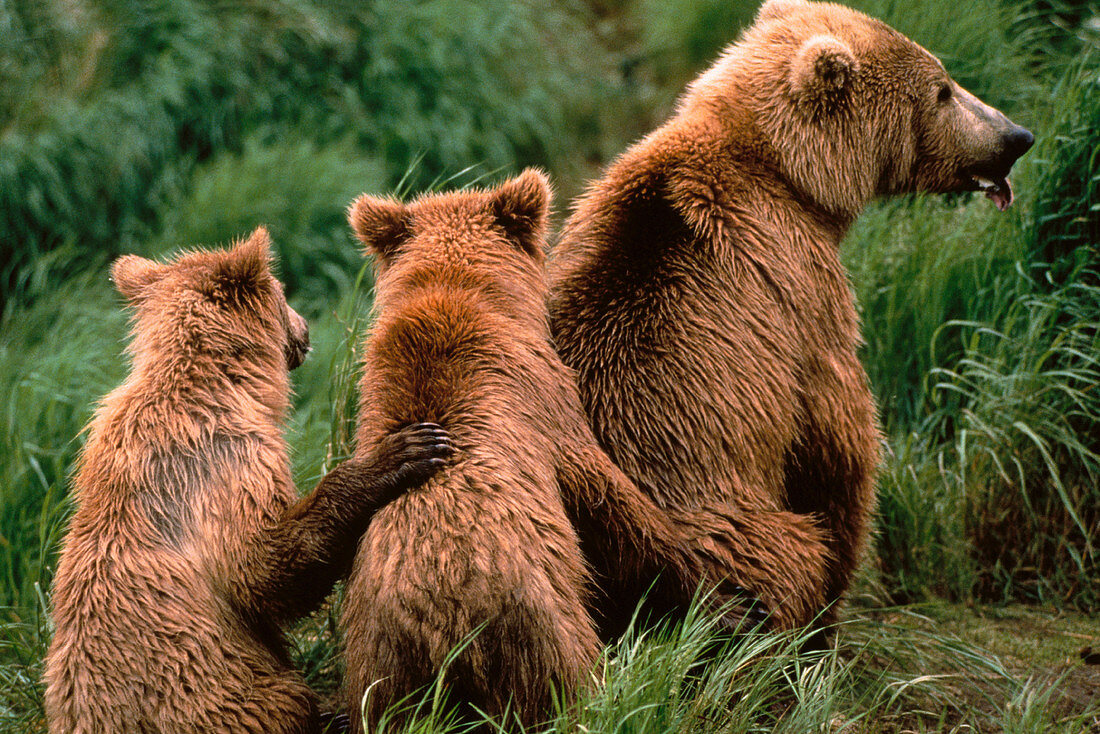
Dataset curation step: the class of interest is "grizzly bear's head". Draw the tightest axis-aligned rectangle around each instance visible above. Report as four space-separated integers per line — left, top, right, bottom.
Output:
347 169 552 319
111 227 310 375
682 0 1033 218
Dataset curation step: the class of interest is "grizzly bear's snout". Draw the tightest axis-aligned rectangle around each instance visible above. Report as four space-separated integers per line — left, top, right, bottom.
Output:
960 121 1033 212
966 114 1033 181
949 88 1034 211
1003 126 1035 159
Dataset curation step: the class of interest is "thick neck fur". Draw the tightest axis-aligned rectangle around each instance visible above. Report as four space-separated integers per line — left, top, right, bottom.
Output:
375 257 550 338
614 109 854 262
357 256 557 457
128 344 289 426
674 41 876 225
75 332 289 508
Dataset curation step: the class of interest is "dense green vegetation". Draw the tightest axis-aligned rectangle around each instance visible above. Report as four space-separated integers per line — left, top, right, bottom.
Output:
2 0 1097 731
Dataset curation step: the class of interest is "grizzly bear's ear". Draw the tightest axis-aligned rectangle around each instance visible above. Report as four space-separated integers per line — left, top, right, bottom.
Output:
211 227 274 299
789 35 858 112
756 0 807 24
348 194 411 263
111 255 168 303
489 168 551 257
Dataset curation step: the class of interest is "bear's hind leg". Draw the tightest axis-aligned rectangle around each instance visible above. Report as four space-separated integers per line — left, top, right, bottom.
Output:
458 595 598 729
669 500 833 631
556 441 831 634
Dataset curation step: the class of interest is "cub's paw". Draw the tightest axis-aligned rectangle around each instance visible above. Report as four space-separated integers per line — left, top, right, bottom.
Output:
372 422 454 491
711 581 770 634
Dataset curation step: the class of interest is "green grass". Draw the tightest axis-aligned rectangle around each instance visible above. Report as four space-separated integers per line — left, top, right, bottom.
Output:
936 276 1100 609
6 593 1099 732
2 0 1099 731
0 0 619 308
849 56 1100 608
326 599 1099 733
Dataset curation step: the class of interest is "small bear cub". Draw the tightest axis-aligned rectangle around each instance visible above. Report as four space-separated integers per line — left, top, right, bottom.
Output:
45 228 451 734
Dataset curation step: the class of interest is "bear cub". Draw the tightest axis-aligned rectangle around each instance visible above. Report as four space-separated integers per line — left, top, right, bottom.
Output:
45 229 451 734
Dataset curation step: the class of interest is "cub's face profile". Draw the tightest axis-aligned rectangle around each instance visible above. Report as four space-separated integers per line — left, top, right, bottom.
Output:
110 227 310 372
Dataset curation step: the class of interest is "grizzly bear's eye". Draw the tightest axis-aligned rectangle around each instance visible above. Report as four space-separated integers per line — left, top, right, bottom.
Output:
936 82 952 104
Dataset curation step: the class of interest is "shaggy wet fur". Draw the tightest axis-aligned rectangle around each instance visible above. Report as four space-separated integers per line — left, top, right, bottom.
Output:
44 230 450 734
548 0 1033 634
340 171 754 731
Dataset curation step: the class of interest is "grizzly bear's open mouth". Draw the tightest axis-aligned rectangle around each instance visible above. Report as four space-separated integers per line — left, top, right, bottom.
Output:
960 167 1014 212
957 126 1033 212
972 174 1013 212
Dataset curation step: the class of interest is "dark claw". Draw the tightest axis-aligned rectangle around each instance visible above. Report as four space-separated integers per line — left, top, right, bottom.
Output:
410 432 450 445
396 424 453 446
400 442 454 460
715 580 769 633
380 422 456 489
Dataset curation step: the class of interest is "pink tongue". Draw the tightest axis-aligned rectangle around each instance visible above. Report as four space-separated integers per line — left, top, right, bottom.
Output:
986 177 1013 212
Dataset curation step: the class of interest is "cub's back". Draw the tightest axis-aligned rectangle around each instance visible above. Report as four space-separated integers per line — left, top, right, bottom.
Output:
342 283 595 718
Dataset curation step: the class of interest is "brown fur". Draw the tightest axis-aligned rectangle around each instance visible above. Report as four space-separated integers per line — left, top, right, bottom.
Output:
340 171 756 731
44 229 450 734
548 0 1033 633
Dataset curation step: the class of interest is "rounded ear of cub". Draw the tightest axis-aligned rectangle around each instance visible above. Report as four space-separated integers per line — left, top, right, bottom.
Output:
348 195 411 262
210 226 274 301
112 255 169 303
789 35 858 112
490 168 551 257
111 226 274 305
349 168 551 263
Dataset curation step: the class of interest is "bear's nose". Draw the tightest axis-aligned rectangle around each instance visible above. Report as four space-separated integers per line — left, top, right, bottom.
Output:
1004 126 1034 159
286 307 311 370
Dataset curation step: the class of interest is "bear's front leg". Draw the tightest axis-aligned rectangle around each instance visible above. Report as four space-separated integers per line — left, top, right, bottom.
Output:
233 422 454 623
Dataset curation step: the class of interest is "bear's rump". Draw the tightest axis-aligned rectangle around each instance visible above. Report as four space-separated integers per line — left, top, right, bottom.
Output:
344 464 593 664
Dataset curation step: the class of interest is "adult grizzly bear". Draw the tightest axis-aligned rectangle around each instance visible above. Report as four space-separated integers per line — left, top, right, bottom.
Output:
549 0 1033 633
340 171 764 731
44 229 452 734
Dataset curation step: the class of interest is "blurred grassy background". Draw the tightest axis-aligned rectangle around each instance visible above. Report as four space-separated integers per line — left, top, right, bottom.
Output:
1 0 1097 731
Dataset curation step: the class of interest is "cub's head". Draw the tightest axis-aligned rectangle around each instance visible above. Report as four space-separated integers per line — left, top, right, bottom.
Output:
688 0 1033 217
110 227 310 376
348 169 552 317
